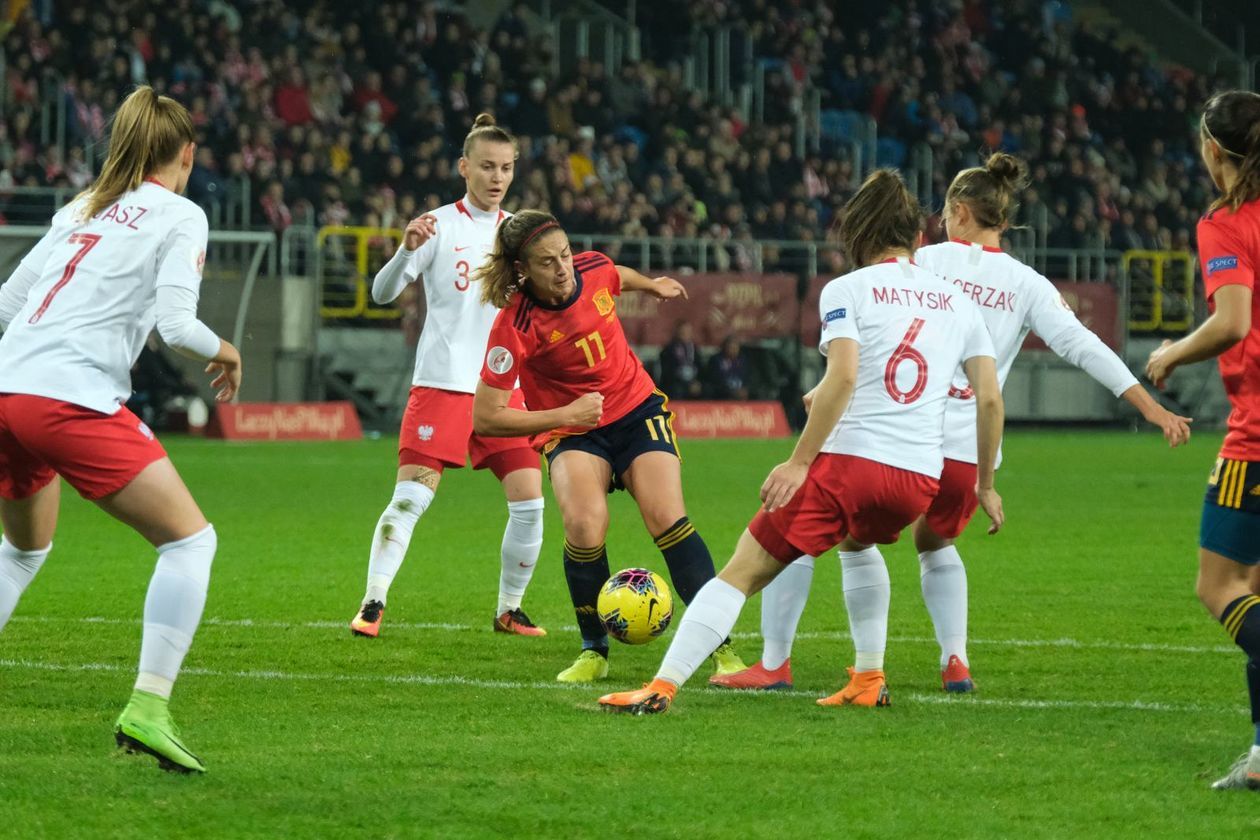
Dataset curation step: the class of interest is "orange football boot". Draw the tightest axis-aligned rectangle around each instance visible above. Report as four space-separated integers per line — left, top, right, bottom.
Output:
598 678 678 715
941 655 975 693
817 667 891 707
350 600 384 637
494 608 547 637
709 659 793 690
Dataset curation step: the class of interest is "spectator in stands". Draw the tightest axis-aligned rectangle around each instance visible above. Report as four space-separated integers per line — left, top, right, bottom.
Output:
659 321 703 399
703 336 749 401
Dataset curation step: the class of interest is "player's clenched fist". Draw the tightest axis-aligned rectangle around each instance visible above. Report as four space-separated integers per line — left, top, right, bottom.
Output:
403 214 439 251
565 392 604 428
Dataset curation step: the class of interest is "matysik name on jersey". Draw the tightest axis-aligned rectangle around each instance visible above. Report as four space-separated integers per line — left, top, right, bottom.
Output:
950 278 1016 312
871 286 955 310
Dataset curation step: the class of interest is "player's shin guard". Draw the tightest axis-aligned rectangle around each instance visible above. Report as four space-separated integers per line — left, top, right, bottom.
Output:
563 540 610 652
840 546 889 672
0 536 50 631
654 517 716 605
498 498 544 614
657 578 746 687
919 546 968 668
1220 596 1260 739
364 481 434 605
136 525 216 699
760 555 814 670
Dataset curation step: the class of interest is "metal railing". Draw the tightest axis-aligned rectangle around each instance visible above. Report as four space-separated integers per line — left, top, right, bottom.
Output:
315 226 404 319
1123 250 1195 332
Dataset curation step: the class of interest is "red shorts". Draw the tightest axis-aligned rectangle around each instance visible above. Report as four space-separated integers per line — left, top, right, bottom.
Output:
399 386 537 478
923 458 979 539
0 393 168 501
749 454 939 563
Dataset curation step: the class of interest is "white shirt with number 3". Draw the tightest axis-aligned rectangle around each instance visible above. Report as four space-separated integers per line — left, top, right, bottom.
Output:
817 256 995 478
393 198 510 394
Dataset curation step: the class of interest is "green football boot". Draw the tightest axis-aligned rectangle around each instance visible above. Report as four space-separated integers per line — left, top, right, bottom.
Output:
556 649 609 683
114 690 206 774
709 641 747 677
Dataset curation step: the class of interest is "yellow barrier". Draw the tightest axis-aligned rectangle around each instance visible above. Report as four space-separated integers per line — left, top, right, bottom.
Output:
1123 250 1194 333
317 226 405 319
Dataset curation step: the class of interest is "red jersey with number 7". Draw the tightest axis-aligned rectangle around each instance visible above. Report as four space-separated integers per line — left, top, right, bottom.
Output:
1198 198 1260 460
480 251 656 449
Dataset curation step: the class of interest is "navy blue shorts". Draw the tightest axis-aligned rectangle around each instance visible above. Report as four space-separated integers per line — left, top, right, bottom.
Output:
544 390 679 492
1200 456 1260 565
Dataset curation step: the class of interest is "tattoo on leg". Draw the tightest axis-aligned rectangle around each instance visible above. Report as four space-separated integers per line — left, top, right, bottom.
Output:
407 467 441 490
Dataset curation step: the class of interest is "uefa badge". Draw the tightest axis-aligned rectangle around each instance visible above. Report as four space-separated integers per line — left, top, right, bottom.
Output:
486 346 514 375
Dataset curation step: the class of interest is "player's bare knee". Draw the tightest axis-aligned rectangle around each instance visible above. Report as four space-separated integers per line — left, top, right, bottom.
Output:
402 466 441 491
563 513 607 548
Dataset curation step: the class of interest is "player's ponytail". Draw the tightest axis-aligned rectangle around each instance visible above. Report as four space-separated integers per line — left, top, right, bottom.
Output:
463 112 518 158
79 86 195 220
1203 90 1260 214
944 152 1029 231
839 169 923 268
477 210 561 309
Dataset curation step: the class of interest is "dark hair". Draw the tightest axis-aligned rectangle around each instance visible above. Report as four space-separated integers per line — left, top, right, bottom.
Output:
462 112 517 158
477 210 563 308
944 152 1029 230
1202 90 1260 214
838 169 923 268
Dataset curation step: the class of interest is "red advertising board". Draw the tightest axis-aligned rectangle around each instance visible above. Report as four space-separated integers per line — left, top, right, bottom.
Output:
671 401 791 438
208 402 363 441
617 272 799 345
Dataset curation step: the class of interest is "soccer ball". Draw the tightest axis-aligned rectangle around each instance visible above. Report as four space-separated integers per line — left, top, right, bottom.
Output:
597 568 674 645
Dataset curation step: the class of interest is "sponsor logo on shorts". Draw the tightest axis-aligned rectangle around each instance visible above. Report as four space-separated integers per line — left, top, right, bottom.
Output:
417 424 434 441
137 421 155 440
1208 256 1239 274
486 346 514 375
824 307 846 323
593 288 615 316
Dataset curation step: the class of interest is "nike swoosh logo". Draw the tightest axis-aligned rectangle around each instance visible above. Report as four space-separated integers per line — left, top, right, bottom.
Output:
646 597 657 624
454 246 471 252
519 562 536 568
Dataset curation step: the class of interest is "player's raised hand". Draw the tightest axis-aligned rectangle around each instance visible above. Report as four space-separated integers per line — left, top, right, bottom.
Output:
976 485 1004 535
565 392 604 428
403 214 439 251
1145 339 1177 389
648 276 688 300
761 460 808 512
206 340 243 403
1143 402 1193 447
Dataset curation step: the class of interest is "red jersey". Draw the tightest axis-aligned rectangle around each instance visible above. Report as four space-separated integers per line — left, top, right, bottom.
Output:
1198 198 1260 460
480 251 657 449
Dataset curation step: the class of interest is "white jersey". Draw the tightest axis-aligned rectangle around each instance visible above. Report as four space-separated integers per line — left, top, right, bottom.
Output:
916 240 1138 464
401 197 509 393
0 183 210 415
818 257 995 478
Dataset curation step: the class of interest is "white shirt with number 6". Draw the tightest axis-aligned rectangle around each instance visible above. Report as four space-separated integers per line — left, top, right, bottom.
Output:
372 197 511 394
817 256 995 478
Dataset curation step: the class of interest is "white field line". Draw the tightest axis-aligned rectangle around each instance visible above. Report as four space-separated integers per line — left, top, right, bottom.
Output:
8 615 1240 656
0 657 1236 715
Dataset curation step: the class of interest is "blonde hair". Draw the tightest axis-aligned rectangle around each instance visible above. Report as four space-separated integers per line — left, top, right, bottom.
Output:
462 112 517 158
838 169 923 267
477 210 561 309
945 152 1029 230
79 86 194 220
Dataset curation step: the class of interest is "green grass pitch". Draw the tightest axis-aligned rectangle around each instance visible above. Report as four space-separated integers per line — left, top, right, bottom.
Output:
2 430 1259 837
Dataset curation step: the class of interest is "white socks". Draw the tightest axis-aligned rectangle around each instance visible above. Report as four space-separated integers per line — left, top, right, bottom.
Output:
657 578 746 687
0 536 51 631
497 498 544 614
137 524 216 699
760 555 814 669
365 481 435 605
920 546 968 668
840 546 889 672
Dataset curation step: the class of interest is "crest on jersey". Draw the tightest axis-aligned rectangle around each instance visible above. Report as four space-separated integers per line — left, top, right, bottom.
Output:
136 421 155 440
417 424 435 441
593 288 615 316
548 330 566 344
193 246 206 276
486 345 514 375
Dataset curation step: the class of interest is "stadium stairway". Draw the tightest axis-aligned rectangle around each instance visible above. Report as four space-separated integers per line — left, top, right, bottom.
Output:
317 327 414 431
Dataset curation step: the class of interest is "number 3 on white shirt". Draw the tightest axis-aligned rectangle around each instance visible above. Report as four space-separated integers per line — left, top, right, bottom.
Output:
454 259 471 291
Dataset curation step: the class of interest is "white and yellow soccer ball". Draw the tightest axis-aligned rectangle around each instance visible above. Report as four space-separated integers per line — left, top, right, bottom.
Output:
597 568 674 645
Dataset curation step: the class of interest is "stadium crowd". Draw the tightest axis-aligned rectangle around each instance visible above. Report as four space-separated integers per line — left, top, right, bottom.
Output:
0 0 1229 266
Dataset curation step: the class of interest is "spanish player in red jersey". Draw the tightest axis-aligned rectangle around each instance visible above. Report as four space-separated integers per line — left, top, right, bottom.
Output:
0 87 243 772
471 210 746 682
598 170 1004 714
1147 90 1260 790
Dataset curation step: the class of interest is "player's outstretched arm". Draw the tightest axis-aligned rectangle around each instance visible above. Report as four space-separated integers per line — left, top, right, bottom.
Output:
615 266 688 300
1146 284 1252 387
761 339 857 512
371 214 437 305
472 381 603 437
963 353 1004 534
1118 384 1192 447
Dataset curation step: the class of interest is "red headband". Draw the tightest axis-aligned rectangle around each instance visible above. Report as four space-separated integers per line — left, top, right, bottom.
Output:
519 220 560 252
